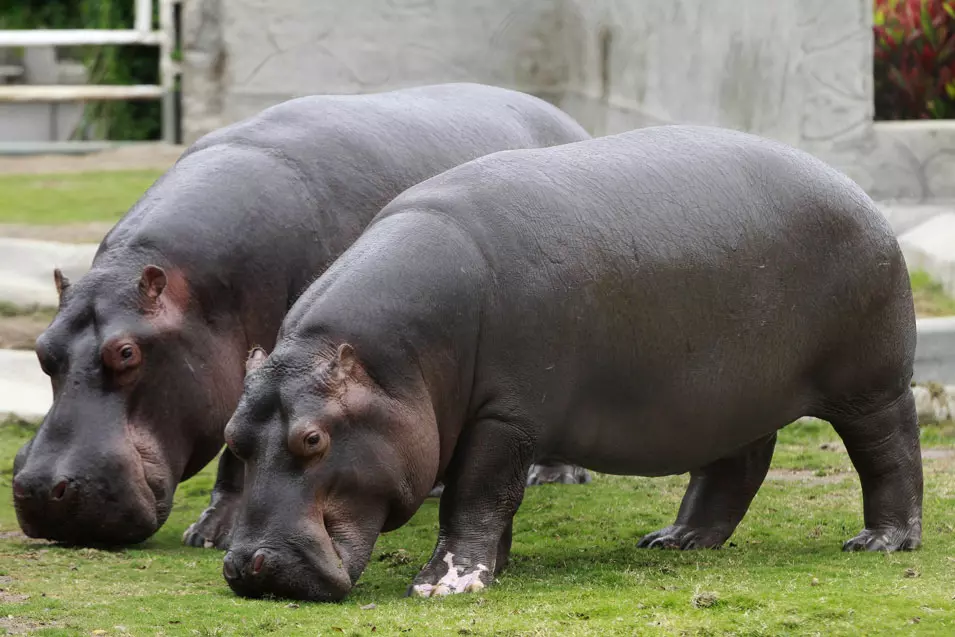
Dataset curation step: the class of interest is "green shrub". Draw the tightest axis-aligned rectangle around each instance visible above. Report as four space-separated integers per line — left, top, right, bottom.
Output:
1 0 163 140
874 0 955 119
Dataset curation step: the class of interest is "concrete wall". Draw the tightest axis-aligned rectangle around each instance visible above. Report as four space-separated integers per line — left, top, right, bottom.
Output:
181 0 953 203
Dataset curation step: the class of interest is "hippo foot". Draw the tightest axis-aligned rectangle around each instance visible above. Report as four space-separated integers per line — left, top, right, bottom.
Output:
842 526 921 552
526 463 592 486
182 500 238 550
427 483 445 498
637 525 729 550
407 552 492 598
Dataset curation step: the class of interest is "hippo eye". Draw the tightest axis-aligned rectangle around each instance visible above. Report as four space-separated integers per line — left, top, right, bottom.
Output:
294 429 328 459
102 339 142 374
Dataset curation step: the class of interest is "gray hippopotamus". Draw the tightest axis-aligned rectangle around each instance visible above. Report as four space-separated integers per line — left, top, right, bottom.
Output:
221 124 922 602
11 83 592 547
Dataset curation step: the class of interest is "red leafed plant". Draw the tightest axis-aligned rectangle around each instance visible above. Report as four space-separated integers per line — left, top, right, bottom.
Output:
874 0 955 119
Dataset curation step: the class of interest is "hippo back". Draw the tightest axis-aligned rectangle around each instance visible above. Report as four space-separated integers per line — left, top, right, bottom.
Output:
95 83 590 317
360 124 914 472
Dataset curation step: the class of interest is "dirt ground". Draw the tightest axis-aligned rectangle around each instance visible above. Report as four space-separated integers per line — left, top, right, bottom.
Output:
0 143 184 176
0 222 114 244
0 314 52 350
0 307 57 351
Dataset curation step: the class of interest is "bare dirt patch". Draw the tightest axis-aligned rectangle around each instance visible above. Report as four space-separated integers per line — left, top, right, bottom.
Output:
0 314 53 350
0 617 57 635
922 447 955 471
0 591 29 603
765 469 853 485
0 531 28 541
0 306 57 351
0 144 184 176
0 222 110 244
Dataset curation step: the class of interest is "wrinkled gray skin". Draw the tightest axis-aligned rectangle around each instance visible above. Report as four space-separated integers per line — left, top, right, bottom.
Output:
11 83 592 548
223 125 922 602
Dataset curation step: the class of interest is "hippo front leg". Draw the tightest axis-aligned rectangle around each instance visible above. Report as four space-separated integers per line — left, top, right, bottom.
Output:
409 418 533 597
183 448 244 550
639 433 776 550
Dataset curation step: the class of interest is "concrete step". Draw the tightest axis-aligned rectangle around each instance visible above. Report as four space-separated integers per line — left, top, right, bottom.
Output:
0 237 97 307
899 213 955 298
0 349 50 420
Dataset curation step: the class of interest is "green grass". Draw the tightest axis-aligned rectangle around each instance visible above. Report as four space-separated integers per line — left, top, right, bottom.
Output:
0 171 162 225
0 168 954 633
2 417 954 636
911 270 955 317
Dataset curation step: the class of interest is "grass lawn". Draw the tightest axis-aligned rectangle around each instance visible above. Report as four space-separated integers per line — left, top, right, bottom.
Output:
0 171 163 225
0 168 953 634
911 270 955 318
1 417 953 636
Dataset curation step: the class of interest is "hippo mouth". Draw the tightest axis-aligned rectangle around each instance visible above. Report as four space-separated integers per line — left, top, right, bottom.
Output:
224 539 354 602
13 427 172 547
128 432 173 532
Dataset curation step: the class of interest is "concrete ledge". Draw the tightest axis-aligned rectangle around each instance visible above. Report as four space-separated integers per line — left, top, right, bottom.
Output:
0 237 97 306
899 213 955 297
0 349 51 420
878 202 955 236
914 316 955 385
868 121 955 202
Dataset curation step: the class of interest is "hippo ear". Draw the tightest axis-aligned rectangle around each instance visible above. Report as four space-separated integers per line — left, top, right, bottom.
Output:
335 343 358 376
139 265 167 301
53 268 70 297
245 347 268 374
321 343 361 387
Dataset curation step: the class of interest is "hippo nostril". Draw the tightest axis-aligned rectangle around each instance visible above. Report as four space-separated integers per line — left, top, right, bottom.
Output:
222 553 238 580
50 480 69 501
12 479 28 500
252 551 265 575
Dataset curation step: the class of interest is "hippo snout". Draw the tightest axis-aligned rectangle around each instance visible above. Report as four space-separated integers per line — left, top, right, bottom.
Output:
12 463 162 546
223 544 353 602
12 474 76 505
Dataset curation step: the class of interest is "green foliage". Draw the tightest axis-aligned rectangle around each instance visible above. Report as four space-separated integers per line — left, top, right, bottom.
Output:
874 0 955 119
2 0 162 140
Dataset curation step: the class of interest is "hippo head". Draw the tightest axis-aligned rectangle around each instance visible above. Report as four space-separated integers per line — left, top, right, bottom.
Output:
13 264 242 545
222 342 438 602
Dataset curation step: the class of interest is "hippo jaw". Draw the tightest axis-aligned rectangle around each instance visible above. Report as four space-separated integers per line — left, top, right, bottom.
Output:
223 517 375 602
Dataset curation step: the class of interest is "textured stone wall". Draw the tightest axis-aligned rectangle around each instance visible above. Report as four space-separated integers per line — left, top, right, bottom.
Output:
180 0 953 202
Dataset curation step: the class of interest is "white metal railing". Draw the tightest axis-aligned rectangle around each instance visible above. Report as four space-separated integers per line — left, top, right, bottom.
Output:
0 0 180 144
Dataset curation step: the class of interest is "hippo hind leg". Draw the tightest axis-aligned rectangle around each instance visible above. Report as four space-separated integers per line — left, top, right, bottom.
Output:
638 433 776 550
825 389 922 552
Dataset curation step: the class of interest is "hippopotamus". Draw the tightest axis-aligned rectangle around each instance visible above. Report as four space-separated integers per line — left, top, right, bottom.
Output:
11 83 593 548
220 124 922 602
